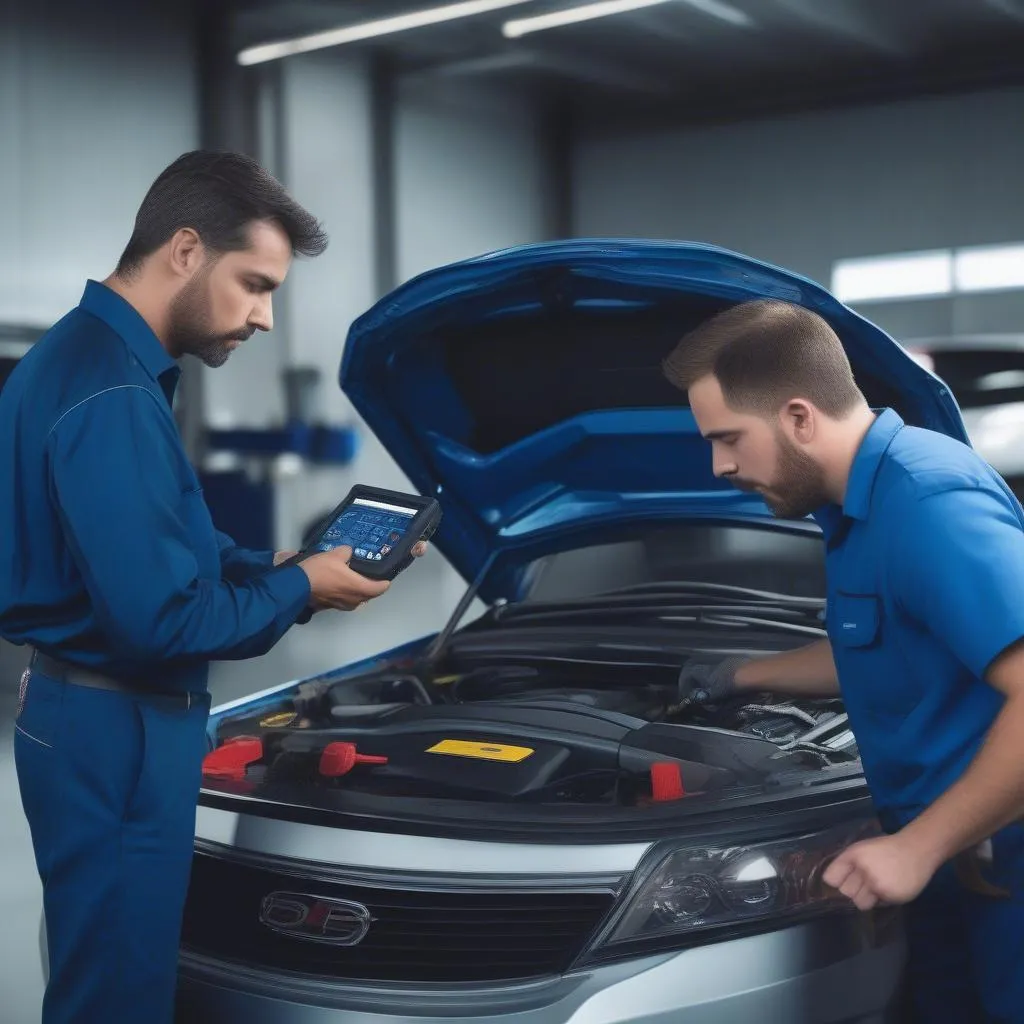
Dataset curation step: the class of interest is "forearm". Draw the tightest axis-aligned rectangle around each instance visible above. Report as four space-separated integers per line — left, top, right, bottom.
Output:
216 530 277 584
734 639 840 698
899 692 1024 866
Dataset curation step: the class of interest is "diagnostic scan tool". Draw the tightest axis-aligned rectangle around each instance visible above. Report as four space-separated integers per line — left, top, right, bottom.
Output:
287 485 442 582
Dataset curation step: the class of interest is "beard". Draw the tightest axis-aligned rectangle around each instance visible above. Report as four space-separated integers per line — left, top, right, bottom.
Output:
166 270 252 369
736 432 830 520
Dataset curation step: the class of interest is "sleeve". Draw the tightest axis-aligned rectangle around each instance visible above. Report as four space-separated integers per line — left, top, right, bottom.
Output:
215 530 276 584
48 388 312 664
891 484 1024 678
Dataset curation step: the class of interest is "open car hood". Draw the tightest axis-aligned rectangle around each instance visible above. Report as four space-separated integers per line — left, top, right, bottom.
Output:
340 240 967 598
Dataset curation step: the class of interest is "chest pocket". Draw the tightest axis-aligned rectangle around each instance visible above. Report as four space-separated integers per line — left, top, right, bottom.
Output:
831 590 923 720
180 485 220 581
832 592 881 649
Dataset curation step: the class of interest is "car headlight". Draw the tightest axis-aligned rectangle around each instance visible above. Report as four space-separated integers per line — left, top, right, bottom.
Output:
583 819 879 960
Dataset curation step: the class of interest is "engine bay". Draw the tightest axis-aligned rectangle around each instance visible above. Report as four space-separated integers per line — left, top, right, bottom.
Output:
205 649 858 809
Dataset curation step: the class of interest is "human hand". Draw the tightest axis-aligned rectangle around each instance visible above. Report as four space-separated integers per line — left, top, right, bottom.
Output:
277 543 426 566
822 834 940 910
677 655 749 704
298 546 391 612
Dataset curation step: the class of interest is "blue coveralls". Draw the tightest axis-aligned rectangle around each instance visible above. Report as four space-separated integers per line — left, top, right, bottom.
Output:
0 282 312 1023
815 408 1024 1023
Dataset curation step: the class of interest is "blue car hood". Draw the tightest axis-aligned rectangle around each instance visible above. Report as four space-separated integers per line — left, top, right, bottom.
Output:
341 240 966 600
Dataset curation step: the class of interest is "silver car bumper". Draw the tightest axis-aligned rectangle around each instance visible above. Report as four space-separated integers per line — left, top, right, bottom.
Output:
176 915 905 1024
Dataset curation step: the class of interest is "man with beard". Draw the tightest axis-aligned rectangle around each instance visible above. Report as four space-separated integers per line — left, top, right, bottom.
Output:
666 299 1024 1022
0 151 424 1024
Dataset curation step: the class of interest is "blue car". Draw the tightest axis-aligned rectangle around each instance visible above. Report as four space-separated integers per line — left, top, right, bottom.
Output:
175 240 967 1023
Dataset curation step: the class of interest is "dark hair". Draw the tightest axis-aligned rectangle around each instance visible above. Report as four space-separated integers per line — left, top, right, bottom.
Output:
115 150 328 277
662 299 863 419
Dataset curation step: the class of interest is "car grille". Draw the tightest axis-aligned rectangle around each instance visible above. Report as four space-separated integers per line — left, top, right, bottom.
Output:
181 849 619 983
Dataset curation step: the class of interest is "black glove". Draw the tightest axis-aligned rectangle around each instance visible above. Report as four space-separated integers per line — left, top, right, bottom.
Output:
677 656 749 705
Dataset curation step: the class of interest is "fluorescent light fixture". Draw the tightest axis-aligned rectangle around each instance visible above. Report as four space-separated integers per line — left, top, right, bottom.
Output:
504 0 675 37
502 0 752 37
238 0 537 66
680 0 754 27
831 250 953 304
954 244 1024 293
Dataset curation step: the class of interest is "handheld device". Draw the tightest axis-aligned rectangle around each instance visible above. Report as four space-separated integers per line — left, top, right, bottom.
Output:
286 485 442 582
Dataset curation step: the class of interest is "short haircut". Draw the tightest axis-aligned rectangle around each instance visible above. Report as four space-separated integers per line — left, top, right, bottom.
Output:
662 299 863 418
115 150 328 277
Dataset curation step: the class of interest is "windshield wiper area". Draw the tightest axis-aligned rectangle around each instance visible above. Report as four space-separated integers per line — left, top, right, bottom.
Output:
491 581 826 637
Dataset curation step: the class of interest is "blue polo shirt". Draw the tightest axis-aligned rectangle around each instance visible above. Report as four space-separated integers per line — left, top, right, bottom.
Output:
0 281 312 694
816 408 1024 830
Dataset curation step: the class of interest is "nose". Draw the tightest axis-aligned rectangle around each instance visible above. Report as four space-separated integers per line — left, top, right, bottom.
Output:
712 448 738 480
250 294 273 333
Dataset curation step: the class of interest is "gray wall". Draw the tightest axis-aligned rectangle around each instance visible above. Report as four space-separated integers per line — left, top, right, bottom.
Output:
394 78 548 283
0 0 198 329
573 86 1024 341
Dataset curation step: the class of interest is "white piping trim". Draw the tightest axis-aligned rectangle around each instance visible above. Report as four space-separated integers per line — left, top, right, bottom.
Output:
48 384 161 436
14 723 53 749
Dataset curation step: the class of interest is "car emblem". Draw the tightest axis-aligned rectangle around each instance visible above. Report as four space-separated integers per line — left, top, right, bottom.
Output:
259 892 373 946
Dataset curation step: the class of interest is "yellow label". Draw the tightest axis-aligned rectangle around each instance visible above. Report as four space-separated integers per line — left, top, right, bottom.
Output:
426 740 534 763
260 711 297 728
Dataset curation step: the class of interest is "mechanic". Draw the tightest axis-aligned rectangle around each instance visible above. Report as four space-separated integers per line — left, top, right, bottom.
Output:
0 151 424 1024
665 299 1024 1023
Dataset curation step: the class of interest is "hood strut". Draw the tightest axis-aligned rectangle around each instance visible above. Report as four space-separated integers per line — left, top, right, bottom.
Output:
422 552 501 665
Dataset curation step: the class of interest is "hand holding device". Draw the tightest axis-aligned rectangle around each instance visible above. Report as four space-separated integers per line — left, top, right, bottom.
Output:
298 546 390 611
285 485 442 582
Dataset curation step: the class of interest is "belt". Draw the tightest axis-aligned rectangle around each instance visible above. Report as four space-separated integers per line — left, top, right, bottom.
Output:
30 650 194 711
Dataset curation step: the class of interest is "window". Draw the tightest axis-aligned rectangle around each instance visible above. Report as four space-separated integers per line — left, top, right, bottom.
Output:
832 243 1024 303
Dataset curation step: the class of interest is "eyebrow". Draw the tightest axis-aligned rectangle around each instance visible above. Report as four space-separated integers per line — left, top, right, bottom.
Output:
703 429 739 441
248 274 281 291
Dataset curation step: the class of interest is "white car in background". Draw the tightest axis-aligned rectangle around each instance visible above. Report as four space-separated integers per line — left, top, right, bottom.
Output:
905 335 1024 497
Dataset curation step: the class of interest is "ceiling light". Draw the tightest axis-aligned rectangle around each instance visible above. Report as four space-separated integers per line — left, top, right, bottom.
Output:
679 0 753 27
503 0 676 38
502 0 752 37
237 0 537 66
954 244 1024 293
832 250 954 304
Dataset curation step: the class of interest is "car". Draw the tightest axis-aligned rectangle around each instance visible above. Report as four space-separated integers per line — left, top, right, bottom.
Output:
903 334 1024 501
173 240 969 1023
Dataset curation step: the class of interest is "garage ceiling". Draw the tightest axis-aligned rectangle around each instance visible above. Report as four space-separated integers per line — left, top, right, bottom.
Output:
228 0 1024 125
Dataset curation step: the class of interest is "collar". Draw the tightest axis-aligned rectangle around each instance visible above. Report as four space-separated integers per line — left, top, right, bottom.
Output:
79 280 179 391
841 408 904 521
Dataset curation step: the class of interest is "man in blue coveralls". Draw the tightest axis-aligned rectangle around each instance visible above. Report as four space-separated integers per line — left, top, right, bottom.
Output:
0 151 423 1024
667 299 1024 1022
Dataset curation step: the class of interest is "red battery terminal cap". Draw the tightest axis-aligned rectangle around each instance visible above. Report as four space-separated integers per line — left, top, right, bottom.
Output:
202 736 264 781
319 741 389 778
650 761 686 802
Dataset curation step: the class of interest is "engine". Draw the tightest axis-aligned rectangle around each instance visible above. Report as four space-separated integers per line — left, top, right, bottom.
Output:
205 656 858 809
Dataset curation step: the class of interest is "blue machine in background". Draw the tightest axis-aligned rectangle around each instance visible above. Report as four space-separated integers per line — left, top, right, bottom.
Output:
200 366 359 552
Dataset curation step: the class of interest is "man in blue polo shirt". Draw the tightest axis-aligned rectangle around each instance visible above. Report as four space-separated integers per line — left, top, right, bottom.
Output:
0 151 418 1024
666 299 1024 1022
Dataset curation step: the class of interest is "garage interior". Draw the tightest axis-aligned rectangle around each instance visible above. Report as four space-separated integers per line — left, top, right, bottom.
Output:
2 0 1024 1019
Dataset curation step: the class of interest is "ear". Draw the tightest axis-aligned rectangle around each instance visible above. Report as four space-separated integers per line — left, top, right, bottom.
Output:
780 399 816 444
166 228 205 280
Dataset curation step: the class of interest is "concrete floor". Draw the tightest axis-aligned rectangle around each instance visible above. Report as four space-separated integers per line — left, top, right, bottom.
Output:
0 550 472 1022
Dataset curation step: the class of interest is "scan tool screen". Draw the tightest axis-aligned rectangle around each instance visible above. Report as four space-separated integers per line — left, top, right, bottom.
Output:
314 497 418 562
